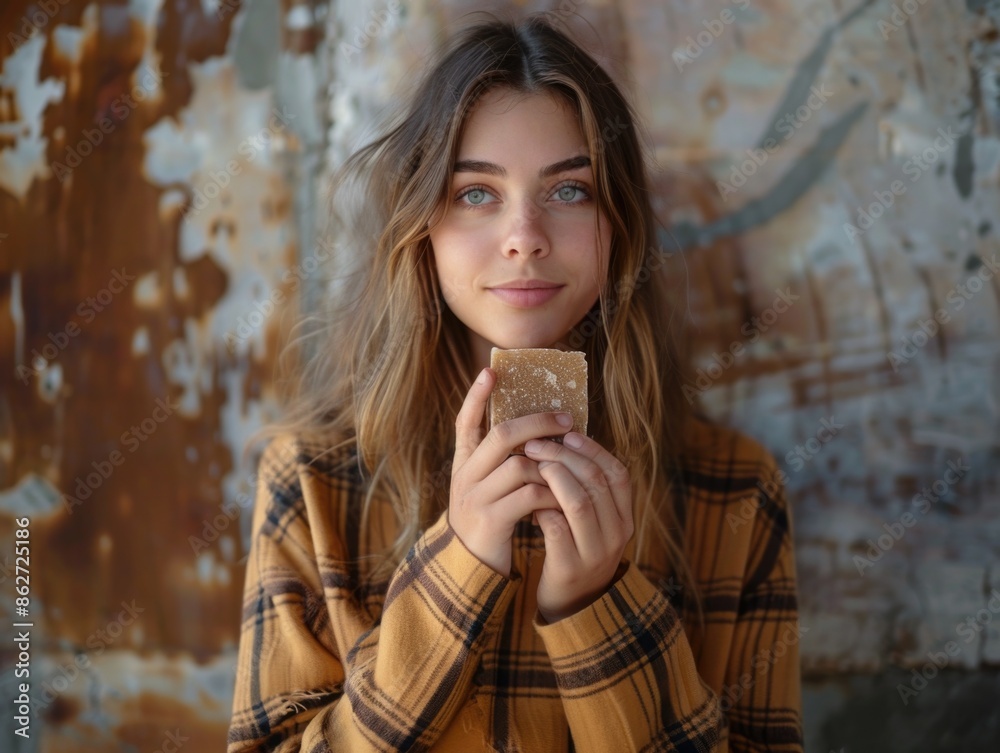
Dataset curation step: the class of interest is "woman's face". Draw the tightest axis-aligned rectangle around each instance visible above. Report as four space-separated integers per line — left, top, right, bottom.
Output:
429 88 612 369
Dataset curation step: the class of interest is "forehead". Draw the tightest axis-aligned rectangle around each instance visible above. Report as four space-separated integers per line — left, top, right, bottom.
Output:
457 88 587 154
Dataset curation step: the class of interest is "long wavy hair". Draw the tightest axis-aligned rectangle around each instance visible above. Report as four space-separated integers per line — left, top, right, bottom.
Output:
251 12 699 615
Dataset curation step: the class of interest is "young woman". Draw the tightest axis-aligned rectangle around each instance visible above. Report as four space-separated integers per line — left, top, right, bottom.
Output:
228 14 803 753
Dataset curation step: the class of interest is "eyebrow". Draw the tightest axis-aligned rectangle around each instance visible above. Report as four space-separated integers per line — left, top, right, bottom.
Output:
452 154 591 179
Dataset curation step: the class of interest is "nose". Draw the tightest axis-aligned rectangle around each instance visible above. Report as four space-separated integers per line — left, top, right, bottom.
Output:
503 197 550 259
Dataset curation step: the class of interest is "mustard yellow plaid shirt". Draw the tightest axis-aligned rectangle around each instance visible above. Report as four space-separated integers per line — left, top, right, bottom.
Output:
227 415 804 751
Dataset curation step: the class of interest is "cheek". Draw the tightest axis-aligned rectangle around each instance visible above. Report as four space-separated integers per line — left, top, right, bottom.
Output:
430 238 477 304
436 224 490 269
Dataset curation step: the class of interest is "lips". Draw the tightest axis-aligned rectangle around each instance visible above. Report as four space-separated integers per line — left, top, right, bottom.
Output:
488 285 564 307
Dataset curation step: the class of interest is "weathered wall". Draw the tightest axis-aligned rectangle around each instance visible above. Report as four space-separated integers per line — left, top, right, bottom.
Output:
652 0 1000 747
0 0 998 750
0 0 329 748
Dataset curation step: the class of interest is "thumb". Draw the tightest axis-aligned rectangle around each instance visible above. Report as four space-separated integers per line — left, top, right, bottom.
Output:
453 367 494 467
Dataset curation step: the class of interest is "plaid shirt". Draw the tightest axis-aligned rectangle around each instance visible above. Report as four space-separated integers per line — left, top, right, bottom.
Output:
227 415 804 752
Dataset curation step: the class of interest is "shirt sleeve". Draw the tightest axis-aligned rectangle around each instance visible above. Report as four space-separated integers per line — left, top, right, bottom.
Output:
533 451 804 752
226 435 520 752
721 454 803 751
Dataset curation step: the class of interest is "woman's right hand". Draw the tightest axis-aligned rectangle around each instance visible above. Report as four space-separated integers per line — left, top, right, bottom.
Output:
449 367 573 577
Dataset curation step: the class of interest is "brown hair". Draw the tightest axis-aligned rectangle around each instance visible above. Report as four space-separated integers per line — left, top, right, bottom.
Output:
252 11 698 614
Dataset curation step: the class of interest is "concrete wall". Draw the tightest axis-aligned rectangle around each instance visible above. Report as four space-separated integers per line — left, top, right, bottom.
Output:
0 0 997 750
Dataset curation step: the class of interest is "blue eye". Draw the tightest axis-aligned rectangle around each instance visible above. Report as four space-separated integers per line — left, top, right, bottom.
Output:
553 182 591 204
455 185 495 208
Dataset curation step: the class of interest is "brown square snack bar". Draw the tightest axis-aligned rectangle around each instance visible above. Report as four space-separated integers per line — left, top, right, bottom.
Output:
488 347 589 455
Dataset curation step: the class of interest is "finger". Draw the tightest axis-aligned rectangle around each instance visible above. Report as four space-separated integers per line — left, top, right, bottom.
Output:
527 439 619 536
467 410 573 482
529 433 632 526
537 461 603 559
477 455 551 506
535 508 576 562
501 482 561 524
453 368 494 470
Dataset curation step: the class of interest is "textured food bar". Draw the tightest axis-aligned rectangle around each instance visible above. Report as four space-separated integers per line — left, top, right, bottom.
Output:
489 347 588 455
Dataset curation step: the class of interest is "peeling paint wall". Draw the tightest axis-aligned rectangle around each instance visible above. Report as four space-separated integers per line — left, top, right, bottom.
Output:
0 0 998 750
643 1 1000 747
0 0 327 748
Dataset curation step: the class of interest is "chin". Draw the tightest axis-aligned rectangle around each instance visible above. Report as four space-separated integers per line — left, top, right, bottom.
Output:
495 333 560 349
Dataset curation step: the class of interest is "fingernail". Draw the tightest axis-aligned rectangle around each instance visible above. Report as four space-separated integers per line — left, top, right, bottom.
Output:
564 432 584 449
525 439 544 454
477 369 487 384
555 412 573 427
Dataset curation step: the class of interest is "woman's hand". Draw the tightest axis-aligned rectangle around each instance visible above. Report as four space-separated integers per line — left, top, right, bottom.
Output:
523 432 634 624
449 368 571 578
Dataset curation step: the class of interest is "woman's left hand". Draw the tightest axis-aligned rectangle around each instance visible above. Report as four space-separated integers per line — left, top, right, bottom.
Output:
523 432 634 624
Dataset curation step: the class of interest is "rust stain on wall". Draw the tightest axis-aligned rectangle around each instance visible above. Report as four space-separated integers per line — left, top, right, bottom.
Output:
0 0 308 747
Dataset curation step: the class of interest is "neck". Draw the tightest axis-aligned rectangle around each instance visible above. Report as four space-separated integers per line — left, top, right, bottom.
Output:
466 329 494 376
